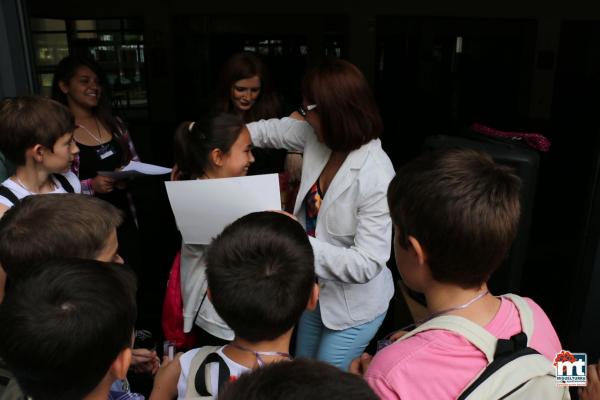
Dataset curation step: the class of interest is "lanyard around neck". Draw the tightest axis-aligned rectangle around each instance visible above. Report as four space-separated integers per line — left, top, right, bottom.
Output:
401 289 490 332
77 119 104 144
228 343 292 367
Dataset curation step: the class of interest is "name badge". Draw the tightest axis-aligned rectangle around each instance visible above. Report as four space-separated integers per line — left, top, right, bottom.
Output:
96 144 115 160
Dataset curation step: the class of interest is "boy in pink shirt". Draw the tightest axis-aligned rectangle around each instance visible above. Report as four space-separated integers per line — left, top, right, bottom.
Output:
351 148 562 399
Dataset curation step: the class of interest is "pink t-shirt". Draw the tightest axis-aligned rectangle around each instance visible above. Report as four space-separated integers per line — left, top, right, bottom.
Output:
364 297 562 400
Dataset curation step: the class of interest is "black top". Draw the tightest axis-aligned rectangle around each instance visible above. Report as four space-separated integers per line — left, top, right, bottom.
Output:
76 139 130 214
76 138 124 180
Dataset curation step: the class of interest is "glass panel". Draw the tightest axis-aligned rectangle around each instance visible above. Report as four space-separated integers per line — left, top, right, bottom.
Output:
75 19 123 32
99 32 121 43
75 32 98 40
122 19 143 31
30 18 66 32
75 20 96 31
38 73 55 97
94 19 121 31
89 46 119 79
32 33 69 66
124 33 143 43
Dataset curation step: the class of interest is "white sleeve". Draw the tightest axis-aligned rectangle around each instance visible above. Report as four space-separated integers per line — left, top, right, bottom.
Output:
309 181 392 284
246 117 312 152
62 171 82 193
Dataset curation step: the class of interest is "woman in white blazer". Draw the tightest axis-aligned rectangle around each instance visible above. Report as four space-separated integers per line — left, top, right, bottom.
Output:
246 59 395 371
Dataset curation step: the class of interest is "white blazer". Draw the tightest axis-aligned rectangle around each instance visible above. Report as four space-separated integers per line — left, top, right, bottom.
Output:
247 117 395 330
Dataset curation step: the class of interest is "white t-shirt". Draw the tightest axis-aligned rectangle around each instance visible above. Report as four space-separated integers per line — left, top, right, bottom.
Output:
0 172 81 208
177 346 250 399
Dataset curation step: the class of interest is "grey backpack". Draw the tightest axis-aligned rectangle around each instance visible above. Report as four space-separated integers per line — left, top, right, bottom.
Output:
397 294 570 399
183 345 229 399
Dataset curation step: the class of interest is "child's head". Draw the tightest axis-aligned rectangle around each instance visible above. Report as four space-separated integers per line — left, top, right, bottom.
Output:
0 193 123 283
387 148 521 290
218 359 379 400
206 211 316 342
0 96 77 169
173 113 254 180
0 258 137 400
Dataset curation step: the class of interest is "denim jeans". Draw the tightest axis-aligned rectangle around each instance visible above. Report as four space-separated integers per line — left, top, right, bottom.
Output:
295 302 386 371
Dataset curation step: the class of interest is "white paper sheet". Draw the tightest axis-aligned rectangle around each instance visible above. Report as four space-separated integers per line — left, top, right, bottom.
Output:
98 161 172 179
165 174 281 244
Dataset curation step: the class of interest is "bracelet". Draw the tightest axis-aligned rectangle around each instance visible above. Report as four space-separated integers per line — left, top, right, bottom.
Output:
287 151 303 155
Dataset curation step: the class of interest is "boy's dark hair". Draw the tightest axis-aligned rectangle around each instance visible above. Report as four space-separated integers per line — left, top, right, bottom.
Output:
206 212 315 342
172 113 245 180
0 193 123 282
218 359 379 400
301 58 382 152
0 96 75 166
388 148 522 288
0 258 137 400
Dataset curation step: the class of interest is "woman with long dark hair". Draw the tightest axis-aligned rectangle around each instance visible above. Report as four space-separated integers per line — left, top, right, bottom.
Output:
52 54 140 267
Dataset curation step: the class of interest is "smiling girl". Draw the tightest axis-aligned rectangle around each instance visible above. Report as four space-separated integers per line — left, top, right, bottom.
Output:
171 113 254 344
52 55 139 197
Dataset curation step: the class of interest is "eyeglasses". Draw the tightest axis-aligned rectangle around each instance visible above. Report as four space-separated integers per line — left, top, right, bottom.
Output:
298 103 317 117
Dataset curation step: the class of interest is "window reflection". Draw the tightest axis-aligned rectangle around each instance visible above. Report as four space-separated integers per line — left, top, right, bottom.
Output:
30 18 147 111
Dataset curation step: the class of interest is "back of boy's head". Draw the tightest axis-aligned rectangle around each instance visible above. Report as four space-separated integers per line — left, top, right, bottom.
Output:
206 212 315 342
388 148 522 288
0 193 123 282
0 258 137 400
218 359 379 400
0 96 75 166
173 113 244 179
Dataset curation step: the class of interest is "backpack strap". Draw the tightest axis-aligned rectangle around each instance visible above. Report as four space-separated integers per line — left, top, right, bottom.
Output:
0 186 19 207
195 352 231 396
51 173 74 193
183 346 226 398
457 347 548 399
396 294 536 364
398 315 497 363
501 294 534 344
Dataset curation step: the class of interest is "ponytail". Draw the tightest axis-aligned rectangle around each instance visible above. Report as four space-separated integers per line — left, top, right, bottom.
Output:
172 113 244 180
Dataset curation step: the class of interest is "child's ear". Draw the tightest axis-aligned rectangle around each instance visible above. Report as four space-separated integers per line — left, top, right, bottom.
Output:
29 144 45 163
210 148 225 167
110 347 132 380
407 236 427 266
306 282 319 311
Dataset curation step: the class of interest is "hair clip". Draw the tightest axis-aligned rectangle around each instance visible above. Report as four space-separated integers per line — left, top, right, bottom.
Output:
188 121 196 132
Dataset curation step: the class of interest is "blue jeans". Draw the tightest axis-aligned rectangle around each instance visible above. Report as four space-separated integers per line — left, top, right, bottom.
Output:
295 302 386 371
